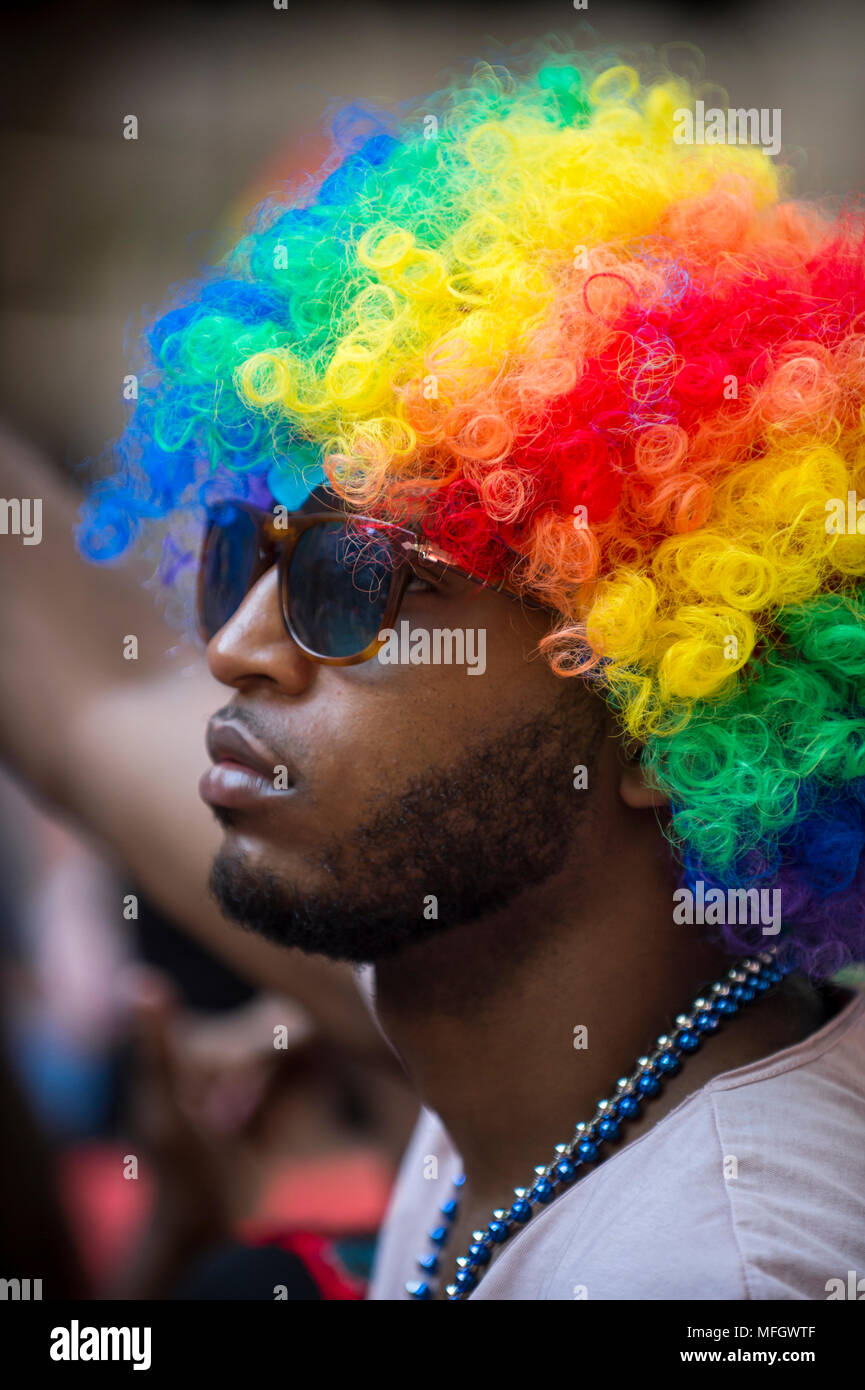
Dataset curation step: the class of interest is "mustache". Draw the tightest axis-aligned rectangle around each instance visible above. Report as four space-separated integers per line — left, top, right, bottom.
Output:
208 702 303 781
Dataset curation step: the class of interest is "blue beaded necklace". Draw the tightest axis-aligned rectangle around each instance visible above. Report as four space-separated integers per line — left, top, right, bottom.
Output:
406 948 792 1300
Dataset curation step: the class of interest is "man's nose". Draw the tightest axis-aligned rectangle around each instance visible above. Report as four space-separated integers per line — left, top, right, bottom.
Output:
206 565 314 694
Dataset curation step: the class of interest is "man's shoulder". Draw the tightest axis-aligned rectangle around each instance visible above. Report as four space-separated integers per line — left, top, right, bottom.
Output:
706 987 865 1299
479 991 865 1300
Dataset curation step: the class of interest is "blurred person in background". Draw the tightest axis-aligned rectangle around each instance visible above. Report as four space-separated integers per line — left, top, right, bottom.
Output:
0 775 89 1298
0 740 410 1298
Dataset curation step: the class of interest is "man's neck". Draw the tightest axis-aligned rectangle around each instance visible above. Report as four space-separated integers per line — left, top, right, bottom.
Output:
371 861 826 1224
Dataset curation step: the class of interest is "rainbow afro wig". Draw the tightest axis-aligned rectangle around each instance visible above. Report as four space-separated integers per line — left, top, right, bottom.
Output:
80 43 865 978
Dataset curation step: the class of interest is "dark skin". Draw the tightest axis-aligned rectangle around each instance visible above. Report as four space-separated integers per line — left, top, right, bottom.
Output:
205 533 832 1297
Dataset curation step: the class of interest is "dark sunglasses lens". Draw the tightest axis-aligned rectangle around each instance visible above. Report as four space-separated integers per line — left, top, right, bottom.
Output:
288 521 401 658
200 504 261 640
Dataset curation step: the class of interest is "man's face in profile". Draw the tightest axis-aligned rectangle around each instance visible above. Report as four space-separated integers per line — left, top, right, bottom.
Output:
199 541 611 964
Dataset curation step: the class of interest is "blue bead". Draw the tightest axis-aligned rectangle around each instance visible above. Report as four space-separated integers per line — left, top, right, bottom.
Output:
510 1199 533 1223
616 1094 640 1119
406 1280 431 1299
468 1242 491 1266
694 1010 719 1032
418 1253 438 1273
453 1173 467 1189
715 997 738 1015
440 1199 458 1220
455 1269 477 1290
657 1053 680 1075
488 1220 509 1244
555 1158 578 1183
637 1073 661 1097
428 1225 449 1246
675 1027 700 1051
597 1117 621 1140
577 1139 599 1163
752 974 770 991
531 1178 555 1204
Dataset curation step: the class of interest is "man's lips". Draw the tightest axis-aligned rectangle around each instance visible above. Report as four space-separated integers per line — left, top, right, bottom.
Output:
200 721 295 811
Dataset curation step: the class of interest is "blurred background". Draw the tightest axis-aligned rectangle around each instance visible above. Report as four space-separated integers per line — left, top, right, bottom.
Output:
1 0 864 1299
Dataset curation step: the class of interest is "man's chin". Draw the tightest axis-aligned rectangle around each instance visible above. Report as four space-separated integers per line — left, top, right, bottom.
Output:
207 846 454 965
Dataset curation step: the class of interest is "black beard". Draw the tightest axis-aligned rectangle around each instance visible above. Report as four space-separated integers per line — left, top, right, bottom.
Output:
209 691 604 964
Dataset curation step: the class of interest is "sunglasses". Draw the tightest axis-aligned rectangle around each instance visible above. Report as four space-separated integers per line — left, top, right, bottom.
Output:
197 500 532 665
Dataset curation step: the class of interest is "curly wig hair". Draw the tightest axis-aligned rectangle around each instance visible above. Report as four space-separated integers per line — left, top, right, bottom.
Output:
79 43 865 978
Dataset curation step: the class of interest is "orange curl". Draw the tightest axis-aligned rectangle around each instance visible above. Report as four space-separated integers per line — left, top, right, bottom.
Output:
479 467 534 523
441 404 514 463
759 343 842 434
633 424 689 479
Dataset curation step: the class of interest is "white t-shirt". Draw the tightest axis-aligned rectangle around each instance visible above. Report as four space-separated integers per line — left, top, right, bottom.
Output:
366 984 865 1300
